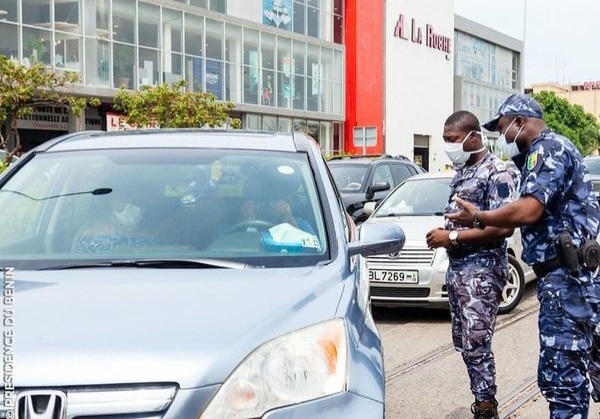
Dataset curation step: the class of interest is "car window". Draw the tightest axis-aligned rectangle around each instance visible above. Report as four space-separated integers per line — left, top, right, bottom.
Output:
0 149 328 269
372 164 393 187
374 177 452 216
329 164 368 192
584 158 600 175
390 164 413 185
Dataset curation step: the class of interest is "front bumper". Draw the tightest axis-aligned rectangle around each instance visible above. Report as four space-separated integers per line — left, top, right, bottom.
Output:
263 391 383 418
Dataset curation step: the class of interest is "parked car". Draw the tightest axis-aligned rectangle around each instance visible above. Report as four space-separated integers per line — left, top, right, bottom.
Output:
327 155 426 225
583 156 600 200
362 172 536 314
0 130 405 418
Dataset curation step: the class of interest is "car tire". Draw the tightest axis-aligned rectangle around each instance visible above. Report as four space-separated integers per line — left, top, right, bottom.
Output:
498 254 525 315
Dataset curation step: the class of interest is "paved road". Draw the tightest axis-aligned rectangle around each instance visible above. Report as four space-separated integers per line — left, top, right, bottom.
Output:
375 282 600 418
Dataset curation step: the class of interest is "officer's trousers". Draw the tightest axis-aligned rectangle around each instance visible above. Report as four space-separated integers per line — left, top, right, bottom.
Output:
537 268 600 419
447 257 507 403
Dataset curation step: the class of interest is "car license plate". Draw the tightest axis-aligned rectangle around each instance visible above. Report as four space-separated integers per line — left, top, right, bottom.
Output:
369 269 418 283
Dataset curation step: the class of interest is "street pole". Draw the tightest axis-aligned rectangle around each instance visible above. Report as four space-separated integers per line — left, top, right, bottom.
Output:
522 0 527 91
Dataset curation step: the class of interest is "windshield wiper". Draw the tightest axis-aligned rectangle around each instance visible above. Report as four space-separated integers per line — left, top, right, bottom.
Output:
378 212 444 217
0 187 112 201
40 258 252 270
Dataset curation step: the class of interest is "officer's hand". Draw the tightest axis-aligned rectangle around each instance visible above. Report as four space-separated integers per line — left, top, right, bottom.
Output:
425 227 450 249
444 196 477 227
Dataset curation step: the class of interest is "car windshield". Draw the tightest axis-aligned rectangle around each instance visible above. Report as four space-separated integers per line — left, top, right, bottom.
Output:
584 158 600 175
0 148 328 269
373 177 452 216
329 164 368 192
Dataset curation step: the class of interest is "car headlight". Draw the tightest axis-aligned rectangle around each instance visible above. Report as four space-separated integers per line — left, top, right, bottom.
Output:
200 319 348 418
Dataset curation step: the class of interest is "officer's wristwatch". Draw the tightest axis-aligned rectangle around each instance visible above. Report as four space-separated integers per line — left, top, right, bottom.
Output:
448 230 459 247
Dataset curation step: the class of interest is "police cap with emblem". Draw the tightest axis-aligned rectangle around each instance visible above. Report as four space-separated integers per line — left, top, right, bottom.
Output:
483 93 544 132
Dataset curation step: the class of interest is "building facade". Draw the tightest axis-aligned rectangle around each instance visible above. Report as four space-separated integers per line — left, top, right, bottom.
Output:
454 15 523 139
0 0 344 152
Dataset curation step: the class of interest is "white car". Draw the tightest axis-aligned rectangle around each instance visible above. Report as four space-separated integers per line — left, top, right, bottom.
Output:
362 172 536 314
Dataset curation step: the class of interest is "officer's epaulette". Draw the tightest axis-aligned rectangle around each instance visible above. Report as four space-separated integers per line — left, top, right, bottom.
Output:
493 159 507 172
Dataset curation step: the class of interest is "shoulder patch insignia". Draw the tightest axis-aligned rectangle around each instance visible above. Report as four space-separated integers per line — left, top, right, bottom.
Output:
526 153 538 171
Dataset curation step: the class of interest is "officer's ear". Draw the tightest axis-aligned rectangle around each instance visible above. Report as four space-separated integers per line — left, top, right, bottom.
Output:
514 116 526 128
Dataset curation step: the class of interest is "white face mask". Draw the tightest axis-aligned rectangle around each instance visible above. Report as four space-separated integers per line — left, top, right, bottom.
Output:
444 131 485 166
114 203 143 227
496 119 523 158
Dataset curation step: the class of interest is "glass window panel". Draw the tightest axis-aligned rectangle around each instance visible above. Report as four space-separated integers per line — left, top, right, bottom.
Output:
163 9 183 53
307 0 320 7
85 0 110 39
113 42 135 89
0 22 18 59
112 0 135 44
23 0 50 27
261 69 275 106
206 19 223 60
307 44 319 111
320 121 332 154
277 37 291 75
225 24 241 64
321 47 333 80
139 3 160 48
243 28 259 66
164 52 183 84
185 55 203 92
320 10 332 42
0 0 18 23
261 32 275 70
190 0 208 7
333 14 342 44
85 37 110 86
293 2 305 35
139 47 159 86
210 0 226 13
333 0 342 15
307 120 319 143
262 115 277 132
333 81 343 115
206 59 224 100
185 14 204 57
225 62 241 102
243 65 259 105
333 49 342 82
55 0 81 34
293 75 305 110
54 33 81 72
277 71 291 109
307 6 319 38
293 40 305 75
294 119 307 134
246 114 261 130
278 117 292 133
23 27 52 66
321 79 333 113
243 29 259 105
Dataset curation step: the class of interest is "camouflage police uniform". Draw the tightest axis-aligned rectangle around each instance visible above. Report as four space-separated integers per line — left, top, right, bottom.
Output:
444 152 517 404
512 128 600 419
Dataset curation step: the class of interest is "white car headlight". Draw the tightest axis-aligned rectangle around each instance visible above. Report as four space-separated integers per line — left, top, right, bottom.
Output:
200 319 348 419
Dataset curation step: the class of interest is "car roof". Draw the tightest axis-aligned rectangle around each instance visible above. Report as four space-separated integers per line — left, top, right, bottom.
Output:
403 171 454 180
327 155 415 165
37 130 305 153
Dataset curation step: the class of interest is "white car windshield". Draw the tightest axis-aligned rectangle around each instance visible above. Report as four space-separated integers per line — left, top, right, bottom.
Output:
0 149 328 269
373 177 452 217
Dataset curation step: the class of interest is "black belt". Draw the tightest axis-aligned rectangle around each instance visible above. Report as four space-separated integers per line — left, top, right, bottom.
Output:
532 256 563 278
447 243 503 259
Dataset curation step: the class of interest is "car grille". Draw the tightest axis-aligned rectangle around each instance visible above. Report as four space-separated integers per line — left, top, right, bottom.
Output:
367 247 435 267
371 286 431 298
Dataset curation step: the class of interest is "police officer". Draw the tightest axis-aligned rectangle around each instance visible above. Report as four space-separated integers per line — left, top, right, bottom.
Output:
447 93 600 419
426 110 517 419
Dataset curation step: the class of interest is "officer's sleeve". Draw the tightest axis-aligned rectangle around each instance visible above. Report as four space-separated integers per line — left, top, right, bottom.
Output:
520 142 570 208
488 164 517 211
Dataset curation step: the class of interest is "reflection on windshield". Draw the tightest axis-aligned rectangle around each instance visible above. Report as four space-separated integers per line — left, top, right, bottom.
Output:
0 149 328 269
374 178 451 216
329 165 368 192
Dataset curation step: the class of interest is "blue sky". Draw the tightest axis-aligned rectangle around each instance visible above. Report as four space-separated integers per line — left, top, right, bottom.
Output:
454 0 600 86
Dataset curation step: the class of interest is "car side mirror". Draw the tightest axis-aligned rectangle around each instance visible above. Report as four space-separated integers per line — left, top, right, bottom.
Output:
348 222 405 257
363 201 377 216
366 181 390 200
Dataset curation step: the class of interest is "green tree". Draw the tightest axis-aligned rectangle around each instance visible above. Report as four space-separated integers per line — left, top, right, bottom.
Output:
533 91 600 156
0 55 100 164
113 80 241 129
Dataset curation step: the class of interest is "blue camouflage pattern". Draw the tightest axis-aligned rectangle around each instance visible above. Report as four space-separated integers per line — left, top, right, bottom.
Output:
537 268 600 419
483 93 544 131
512 129 600 267
511 128 600 418
444 152 517 403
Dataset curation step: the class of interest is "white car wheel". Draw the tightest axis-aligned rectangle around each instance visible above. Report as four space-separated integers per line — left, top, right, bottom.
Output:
498 254 525 315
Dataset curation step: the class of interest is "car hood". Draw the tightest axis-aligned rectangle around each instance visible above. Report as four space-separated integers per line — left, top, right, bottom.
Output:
366 215 443 246
12 268 345 388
